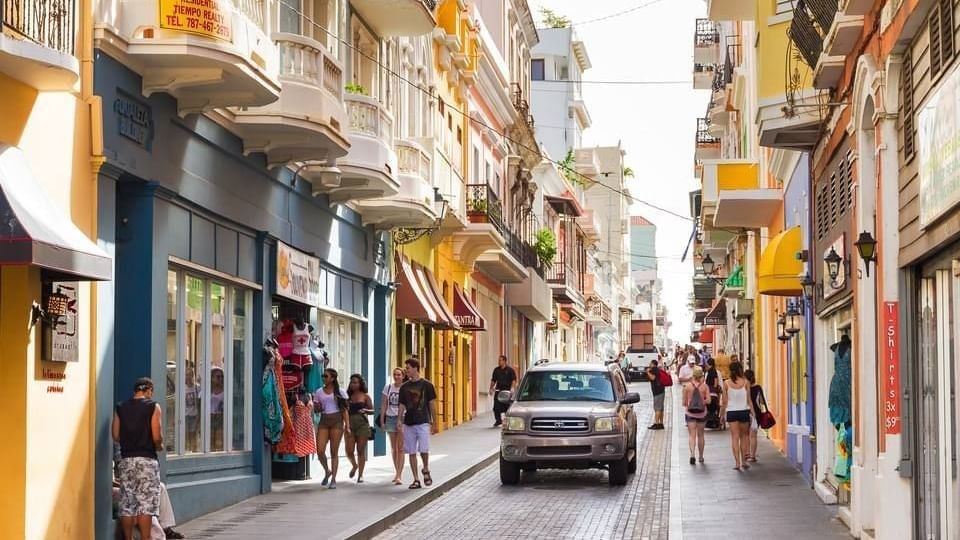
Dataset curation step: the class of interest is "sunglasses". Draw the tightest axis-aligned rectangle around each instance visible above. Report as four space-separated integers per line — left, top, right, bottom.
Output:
323 374 332 379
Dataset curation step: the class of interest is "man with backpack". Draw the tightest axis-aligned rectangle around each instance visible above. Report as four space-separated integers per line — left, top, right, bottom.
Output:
646 360 671 430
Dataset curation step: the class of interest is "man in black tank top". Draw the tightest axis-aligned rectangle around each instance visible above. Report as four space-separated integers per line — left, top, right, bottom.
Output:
112 377 163 540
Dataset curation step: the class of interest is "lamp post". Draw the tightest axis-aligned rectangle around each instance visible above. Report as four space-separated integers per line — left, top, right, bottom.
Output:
701 254 716 275
776 312 791 342
854 231 878 277
785 302 802 335
800 272 816 300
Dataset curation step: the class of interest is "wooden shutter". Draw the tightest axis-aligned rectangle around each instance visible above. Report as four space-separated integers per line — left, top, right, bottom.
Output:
931 5 943 78
902 51 915 161
941 0 954 67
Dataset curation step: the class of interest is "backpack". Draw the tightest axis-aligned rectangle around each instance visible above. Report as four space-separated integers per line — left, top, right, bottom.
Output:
687 383 705 414
658 369 673 387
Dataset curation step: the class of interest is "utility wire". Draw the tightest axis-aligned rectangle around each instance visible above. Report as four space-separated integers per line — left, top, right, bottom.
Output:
275 0 694 223
566 0 669 26
535 79 693 85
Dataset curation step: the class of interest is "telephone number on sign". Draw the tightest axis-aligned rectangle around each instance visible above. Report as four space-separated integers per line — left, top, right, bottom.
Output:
185 16 230 37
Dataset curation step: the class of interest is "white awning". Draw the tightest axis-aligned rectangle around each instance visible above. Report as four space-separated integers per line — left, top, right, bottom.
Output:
0 144 112 281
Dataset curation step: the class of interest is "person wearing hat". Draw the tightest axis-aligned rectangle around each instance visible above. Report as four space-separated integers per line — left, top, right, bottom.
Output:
678 354 697 385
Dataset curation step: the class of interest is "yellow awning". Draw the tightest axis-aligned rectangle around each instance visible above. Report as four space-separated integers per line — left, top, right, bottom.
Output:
758 226 802 296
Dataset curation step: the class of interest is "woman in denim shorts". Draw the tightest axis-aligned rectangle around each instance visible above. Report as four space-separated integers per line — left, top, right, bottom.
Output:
380 367 406 485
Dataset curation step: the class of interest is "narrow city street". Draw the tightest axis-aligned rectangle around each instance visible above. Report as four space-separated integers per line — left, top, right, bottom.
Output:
376 385 671 540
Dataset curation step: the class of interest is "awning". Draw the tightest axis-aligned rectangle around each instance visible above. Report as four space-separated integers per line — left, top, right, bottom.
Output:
704 298 726 326
452 283 486 331
713 188 782 228
758 226 803 296
545 191 584 217
0 144 111 281
694 308 708 323
413 262 460 330
698 327 714 343
394 255 440 325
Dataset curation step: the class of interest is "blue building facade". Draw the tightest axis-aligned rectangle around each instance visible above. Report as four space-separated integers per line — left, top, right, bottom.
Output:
783 154 816 485
92 51 391 534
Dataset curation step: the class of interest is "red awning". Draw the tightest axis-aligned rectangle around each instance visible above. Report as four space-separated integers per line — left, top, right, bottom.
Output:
394 255 440 325
413 262 460 330
453 284 486 331
698 328 714 343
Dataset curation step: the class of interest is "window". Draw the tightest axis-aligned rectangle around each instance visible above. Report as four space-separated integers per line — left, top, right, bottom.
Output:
166 268 253 456
929 0 955 80
902 51 915 161
517 371 615 402
314 310 364 378
531 59 545 81
278 0 301 34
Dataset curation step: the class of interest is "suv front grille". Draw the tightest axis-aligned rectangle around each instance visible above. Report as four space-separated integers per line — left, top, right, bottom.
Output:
530 418 589 433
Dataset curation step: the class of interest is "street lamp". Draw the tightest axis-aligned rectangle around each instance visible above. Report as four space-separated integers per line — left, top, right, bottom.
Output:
776 312 791 342
785 302 802 335
854 231 878 277
824 247 845 287
800 272 816 300
701 254 716 275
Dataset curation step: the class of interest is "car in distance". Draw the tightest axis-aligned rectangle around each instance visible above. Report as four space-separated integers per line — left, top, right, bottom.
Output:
498 362 640 486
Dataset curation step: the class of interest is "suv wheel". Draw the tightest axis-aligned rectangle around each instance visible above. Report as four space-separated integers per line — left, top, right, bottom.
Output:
608 456 629 486
500 456 521 485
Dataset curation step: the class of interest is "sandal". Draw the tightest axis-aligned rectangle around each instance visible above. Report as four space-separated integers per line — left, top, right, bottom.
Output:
409 480 422 489
422 469 433 486
393 478 403 485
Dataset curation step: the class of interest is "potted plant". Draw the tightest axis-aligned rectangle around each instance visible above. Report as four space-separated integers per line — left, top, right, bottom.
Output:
345 82 368 95
468 198 488 222
534 228 557 266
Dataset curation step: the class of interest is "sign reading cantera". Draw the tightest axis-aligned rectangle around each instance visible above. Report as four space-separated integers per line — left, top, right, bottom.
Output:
918 62 960 228
159 0 232 41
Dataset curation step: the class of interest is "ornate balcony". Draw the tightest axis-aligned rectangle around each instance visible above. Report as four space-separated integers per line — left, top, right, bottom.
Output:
350 0 436 37
587 297 614 328
1 0 79 89
695 117 720 160
547 254 584 308
95 0 280 115
354 139 437 229
453 183 526 283
693 18 720 65
230 33 348 168
322 93 399 203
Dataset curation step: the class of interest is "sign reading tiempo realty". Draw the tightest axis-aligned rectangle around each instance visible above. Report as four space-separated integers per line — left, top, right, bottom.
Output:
159 0 232 41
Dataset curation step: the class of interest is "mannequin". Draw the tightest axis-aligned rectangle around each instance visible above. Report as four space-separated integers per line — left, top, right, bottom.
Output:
828 334 852 481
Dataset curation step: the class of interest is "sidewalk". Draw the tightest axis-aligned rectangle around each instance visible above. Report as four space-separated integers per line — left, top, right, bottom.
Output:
669 392 849 539
178 413 500 540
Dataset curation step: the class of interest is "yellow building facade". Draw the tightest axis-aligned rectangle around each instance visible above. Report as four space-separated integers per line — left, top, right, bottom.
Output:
0 0 110 534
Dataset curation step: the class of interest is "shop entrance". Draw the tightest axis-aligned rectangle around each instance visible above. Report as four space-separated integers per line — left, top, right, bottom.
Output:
915 266 959 540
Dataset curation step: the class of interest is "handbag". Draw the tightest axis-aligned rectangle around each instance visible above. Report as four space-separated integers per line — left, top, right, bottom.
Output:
757 387 776 429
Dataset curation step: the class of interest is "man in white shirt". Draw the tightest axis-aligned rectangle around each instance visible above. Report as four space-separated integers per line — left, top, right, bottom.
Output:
678 355 697 385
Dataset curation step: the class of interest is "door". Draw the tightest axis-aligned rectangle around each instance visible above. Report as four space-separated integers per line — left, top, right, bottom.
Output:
917 276 941 539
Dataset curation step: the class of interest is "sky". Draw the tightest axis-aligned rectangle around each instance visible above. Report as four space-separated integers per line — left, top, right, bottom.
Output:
527 0 708 344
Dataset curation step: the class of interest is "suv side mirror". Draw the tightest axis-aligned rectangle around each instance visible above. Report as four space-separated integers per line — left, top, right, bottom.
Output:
496 390 514 404
620 392 640 405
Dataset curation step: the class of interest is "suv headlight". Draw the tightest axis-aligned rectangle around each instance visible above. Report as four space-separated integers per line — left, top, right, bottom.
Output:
504 416 525 431
594 417 616 432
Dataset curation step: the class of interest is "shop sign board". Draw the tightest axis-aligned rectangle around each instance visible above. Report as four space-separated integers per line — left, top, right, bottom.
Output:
882 301 901 435
276 242 320 306
159 0 232 41
918 62 960 228
45 282 79 363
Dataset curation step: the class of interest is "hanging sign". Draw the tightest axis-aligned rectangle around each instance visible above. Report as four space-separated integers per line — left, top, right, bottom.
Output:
44 282 80 363
276 242 320 306
159 0 232 41
882 301 901 435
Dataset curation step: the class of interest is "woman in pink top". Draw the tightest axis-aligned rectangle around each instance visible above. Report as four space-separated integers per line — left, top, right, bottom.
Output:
683 366 711 465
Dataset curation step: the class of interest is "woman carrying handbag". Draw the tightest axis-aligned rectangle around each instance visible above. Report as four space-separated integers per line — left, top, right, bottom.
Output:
744 369 776 463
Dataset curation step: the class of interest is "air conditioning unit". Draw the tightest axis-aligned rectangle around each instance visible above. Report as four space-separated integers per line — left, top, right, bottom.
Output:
733 299 753 320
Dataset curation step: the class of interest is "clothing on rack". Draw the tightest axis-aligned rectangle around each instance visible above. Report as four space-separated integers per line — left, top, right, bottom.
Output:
261 343 284 444
292 399 317 457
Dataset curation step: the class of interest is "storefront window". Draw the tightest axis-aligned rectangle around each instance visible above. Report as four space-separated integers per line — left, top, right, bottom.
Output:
316 310 364 377
168 268 253 456
165 270 178 453
185 275 204 454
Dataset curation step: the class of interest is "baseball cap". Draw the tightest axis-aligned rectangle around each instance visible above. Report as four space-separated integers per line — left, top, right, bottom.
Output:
687 356 696 364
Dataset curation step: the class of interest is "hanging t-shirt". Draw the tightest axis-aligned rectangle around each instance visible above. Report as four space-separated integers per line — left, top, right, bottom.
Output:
382 383 401 416
399 378 437 426
291 325 311 356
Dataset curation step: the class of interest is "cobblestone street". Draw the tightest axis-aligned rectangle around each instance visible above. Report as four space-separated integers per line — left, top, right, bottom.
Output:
376 384 673 540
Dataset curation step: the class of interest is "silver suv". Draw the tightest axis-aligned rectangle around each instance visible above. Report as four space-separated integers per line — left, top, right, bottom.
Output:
497 362 640 486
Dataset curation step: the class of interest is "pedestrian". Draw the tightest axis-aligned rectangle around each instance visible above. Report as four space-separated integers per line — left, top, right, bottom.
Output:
678 354 696 384
645 360 665 430
721 361 753 471
489 354 517 427
398 357 438 489
112 377 163 540
380 367 406 485
683 366 710 464
704 358 724 429
345 373 374 483
313 368 350 489
744 369 766 463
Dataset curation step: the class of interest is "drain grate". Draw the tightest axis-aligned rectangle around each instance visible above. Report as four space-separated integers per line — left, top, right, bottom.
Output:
193 502 287 538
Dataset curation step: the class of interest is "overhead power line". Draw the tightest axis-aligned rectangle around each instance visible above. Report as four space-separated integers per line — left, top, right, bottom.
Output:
567 0 669 26
275 1 694 223
535 79 693 85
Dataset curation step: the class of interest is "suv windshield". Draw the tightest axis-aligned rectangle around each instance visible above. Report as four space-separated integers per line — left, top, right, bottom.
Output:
516 371 615 402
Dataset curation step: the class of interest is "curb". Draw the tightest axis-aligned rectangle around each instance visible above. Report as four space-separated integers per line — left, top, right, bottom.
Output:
338 449 500 540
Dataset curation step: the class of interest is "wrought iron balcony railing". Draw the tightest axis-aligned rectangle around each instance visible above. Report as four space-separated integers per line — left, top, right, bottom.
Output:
694 18 720 47
789 0 825 68
466 183 504 232
696 117 720 146
2 0 76 56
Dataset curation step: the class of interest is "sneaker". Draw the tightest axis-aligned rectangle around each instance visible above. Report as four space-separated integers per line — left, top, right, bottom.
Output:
647 424 659 430
328 480 337 489
494 421 502 427
689 457 696 465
